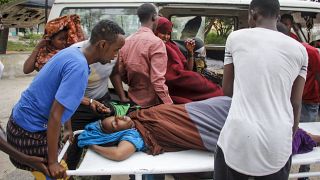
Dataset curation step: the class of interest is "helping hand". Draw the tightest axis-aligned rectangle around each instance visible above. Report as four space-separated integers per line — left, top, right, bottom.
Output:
62 129 74 144
90 100 111 114
48 162 67 179
120 96 131 103
24 156 50 176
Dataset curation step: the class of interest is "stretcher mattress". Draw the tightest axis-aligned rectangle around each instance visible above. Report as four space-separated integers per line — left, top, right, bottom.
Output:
64 122 320 179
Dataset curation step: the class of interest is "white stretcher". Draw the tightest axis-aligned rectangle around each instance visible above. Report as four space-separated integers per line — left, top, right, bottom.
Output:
59 122 320 179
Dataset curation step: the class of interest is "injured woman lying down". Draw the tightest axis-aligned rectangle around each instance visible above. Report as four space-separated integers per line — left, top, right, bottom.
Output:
78 96 320 161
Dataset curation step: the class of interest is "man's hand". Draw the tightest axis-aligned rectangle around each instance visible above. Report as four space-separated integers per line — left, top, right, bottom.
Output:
62 129 74 144
90 99 111 114
120 96 130 103
48 162 67 179
24 156 50 176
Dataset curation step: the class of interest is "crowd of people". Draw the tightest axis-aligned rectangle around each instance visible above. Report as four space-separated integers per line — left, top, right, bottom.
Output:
0 0 319 179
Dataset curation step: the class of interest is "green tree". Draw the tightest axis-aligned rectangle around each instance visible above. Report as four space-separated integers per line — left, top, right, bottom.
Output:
204 17 234 38
0 0 25 9
0 0 12 5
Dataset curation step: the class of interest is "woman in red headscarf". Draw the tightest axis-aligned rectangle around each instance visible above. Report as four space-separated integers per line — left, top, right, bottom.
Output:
155 17 223 104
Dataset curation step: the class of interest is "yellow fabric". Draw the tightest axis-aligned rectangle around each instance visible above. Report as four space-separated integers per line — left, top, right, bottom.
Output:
31 160 69 180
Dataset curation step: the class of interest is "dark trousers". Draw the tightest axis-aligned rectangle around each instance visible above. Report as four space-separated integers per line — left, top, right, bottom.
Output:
298 165 310 180
214 146 292 180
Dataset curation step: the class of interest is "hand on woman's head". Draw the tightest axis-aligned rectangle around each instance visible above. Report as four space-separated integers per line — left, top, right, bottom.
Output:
35 39 48 49
50 30 67 50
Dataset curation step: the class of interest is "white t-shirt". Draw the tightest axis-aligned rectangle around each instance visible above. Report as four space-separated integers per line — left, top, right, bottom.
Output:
85 60 115 99
217 27 308 176
72 40 116 99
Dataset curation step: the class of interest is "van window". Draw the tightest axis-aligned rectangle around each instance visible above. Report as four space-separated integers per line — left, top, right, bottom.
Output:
61 8 140 38
171 15 235 45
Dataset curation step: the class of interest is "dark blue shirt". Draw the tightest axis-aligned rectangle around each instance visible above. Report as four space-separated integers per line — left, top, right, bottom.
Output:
13 47 89 132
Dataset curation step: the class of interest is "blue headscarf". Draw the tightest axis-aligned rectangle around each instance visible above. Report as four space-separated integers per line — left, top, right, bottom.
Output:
78 121 145 151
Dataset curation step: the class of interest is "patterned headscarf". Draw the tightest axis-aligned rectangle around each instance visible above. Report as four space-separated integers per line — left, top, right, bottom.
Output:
35 14 85 70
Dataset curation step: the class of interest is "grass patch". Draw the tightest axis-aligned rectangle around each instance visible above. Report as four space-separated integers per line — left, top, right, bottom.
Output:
7 33 42 52
7 41 35 51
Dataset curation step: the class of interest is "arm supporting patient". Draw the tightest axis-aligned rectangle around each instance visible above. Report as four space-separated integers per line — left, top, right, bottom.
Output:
149 42 173 104
111 59 130 102
90 140 136 161
222 63 234 97
291 76 305 136
47 100 67 178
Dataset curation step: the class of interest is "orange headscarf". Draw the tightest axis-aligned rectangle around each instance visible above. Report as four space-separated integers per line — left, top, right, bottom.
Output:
35 14 85 70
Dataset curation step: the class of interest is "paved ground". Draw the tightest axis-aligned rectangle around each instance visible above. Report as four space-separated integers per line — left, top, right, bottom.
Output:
0 76 319 180
0 76 35 180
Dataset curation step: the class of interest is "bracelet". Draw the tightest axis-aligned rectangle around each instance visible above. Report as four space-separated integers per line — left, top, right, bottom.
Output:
187 52 194 59
89 98 93 105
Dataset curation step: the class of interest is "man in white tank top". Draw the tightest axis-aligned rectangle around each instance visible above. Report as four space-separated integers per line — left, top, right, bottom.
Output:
214 0 308 179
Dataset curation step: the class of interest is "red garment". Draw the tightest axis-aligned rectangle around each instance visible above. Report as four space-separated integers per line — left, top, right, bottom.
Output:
155 17 223 103
165 41 223 103
302 43 320 103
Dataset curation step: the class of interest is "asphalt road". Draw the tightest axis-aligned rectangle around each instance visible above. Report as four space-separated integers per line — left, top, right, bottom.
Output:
0 76 35 180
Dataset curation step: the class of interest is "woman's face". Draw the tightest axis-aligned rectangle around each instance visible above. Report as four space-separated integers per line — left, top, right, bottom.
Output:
101 116 134 133
157 31 171 43
51 30 67 49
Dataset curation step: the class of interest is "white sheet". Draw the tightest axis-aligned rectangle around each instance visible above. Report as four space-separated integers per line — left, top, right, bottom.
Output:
68 150 214 176
65 122 320 178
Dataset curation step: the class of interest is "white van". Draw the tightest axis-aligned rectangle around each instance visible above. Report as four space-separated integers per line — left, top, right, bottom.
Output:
49 0 320 62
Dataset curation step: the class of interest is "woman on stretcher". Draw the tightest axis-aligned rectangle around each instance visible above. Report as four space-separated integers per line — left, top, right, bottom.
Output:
78 96 320 161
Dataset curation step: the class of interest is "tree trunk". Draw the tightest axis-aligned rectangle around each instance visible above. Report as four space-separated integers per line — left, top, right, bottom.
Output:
0 28 9 54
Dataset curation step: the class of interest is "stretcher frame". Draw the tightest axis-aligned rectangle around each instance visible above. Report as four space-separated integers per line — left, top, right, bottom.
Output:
58 122 320 180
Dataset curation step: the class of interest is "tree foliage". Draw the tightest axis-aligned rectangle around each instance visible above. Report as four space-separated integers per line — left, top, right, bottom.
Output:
0 0 14 5
0 0 24 8
204 17 234 38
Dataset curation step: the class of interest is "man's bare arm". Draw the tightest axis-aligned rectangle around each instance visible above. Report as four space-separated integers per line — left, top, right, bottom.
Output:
290 76 306 136
47 100 67 179
222 63 235 97
110 57 130 102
